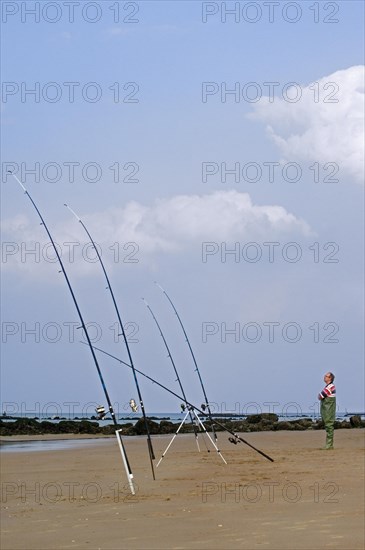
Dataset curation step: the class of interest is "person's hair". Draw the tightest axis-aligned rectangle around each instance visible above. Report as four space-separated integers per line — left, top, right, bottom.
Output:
327 372 335 382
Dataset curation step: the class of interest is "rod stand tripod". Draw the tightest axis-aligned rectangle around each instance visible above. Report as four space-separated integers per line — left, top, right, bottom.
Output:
156 406 227 467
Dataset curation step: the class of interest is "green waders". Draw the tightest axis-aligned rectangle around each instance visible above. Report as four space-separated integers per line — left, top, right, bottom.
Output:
320 398 336 449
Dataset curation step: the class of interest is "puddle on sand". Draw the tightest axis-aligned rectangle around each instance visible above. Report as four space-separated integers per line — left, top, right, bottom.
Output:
0 438 112 453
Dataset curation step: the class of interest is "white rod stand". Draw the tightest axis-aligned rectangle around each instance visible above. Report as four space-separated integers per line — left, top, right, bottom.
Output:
115 429 135 495
156 408 227 467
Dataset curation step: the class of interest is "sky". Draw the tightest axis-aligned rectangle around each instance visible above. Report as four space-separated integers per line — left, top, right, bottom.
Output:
1 0 364 417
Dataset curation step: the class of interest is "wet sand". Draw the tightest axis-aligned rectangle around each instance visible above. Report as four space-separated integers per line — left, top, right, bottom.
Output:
1 429 364 549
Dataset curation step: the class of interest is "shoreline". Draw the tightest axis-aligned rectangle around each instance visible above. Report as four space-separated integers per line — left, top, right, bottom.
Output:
0 423 364 444
0 433 116 443
1 414 364 439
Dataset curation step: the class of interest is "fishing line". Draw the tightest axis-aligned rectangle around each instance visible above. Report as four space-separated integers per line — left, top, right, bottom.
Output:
8 173 135 494
65 204 155 480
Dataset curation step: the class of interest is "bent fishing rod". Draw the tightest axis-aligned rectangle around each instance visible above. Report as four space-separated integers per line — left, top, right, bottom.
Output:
65 204 155 480
142 298 203 452
9 173 135 494
85 342 274 463
155 282 217 440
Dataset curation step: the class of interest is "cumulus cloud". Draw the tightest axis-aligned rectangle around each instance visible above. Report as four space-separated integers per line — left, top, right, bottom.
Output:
250 66 364 183
1 191 311 277
83 190 312 254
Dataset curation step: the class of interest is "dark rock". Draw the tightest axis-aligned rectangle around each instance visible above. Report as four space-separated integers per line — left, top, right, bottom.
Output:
250 419 276 431
132 418 160 435
246 413 279 424
121 424 136 436
339 420 351 429
100 424 119 435
350 415 362 427
78 420 100 434
230 421 250 432
295 418 314 428
0 418 43 435
40 421 60 434
159 420 174 427
159 420 175 434
179 424 195 434
14 418 43 434
57 420 80 433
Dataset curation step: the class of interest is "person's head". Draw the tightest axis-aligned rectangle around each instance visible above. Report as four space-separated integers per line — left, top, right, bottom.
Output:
324 372 335 384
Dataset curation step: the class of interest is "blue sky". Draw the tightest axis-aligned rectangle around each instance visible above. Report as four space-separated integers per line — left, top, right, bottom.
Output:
1 1 364 417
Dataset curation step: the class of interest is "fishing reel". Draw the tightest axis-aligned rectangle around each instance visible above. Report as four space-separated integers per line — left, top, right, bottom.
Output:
129 399 138 413
180 404 186 412
201 403 206 412
95 405 106 420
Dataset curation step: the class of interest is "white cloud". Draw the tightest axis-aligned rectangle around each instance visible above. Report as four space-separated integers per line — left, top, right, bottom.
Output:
106 27 134 37
59 31 72 41
106 24 179 37
1 191 311 278
250 66 364 184
83 190 312 255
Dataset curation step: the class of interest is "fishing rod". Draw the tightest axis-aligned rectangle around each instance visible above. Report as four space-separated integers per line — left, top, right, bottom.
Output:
65 204 155 480
85 342 274 463
8 173 135 494
155 282 217 440
142 298 206 454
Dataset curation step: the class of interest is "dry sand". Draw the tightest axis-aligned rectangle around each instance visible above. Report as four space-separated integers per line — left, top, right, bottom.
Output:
1 429 364 550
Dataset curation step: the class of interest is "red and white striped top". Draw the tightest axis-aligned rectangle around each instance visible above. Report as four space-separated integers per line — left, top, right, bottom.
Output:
319 383 336 399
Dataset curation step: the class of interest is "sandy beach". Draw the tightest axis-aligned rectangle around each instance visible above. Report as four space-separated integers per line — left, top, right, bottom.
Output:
1 429 364 550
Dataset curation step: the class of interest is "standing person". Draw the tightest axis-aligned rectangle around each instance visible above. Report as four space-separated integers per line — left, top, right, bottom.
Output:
318 372 336 449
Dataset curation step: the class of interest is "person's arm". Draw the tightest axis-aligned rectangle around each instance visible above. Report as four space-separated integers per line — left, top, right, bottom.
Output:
318 386 328 400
